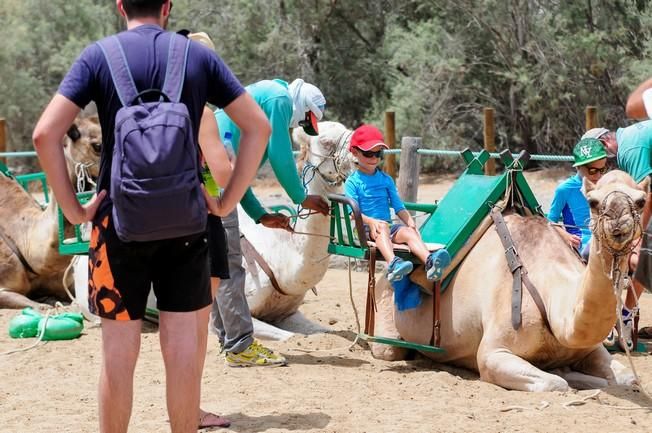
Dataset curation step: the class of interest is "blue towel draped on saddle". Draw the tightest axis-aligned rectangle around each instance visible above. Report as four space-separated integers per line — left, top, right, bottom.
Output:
391 277 422 311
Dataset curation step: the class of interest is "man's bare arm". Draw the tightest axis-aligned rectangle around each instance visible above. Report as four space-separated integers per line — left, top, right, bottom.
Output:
213 92 270 215
626 78 652 120
198 106 232 187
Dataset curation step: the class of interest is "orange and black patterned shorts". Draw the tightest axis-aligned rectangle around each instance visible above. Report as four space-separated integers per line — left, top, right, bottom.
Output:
88 214 212 320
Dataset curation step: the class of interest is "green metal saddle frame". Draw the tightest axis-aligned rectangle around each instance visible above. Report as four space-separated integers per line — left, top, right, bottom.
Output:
327 149 542 353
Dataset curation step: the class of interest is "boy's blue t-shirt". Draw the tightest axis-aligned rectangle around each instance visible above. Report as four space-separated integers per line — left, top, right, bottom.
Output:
547 174 592 251
344 169 406 222
57 24 244 218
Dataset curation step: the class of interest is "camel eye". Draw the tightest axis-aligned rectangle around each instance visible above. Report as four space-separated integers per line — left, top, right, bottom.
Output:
91 141 101 153
588 198 600 209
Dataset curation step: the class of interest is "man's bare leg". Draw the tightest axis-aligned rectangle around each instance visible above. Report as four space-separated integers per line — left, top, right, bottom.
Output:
159 307 210 433
99 318 142 433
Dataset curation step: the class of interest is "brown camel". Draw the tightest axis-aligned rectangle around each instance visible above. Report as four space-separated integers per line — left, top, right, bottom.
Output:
63 115 101 190
372 170 647 391
0 116 101 309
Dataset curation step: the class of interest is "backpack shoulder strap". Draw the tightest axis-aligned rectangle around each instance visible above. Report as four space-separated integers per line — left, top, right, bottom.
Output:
162 34 190 103
97 36 138 107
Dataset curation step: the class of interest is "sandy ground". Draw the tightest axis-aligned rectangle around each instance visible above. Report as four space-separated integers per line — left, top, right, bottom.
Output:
3 168 652 433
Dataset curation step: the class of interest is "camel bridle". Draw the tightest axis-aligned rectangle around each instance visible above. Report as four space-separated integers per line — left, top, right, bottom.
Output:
302 130 352 188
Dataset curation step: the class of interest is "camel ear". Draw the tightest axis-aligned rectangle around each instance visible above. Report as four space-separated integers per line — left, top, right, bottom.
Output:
66 124 81 142
638 176 651 194
583 176 596 194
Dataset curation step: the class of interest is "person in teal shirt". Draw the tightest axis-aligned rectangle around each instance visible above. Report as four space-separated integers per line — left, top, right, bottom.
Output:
216 78 329 225
211 75 329 367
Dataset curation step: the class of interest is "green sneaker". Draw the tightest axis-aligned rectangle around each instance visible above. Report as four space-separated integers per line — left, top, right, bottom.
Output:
225 340 287 367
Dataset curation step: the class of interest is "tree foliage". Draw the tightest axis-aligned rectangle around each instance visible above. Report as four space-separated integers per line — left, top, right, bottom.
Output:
3 0 652 172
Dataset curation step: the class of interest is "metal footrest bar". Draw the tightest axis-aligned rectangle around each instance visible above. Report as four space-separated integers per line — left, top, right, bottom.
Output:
357 333 446 353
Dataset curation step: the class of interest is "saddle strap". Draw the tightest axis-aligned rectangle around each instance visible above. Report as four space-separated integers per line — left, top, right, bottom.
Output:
240 235 289 296
0 226 39 276
490 209 550 331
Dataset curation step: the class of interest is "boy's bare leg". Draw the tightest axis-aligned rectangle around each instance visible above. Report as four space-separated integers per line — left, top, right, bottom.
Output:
627 252 645 310
99 319 142 433
371 226 396 262
160 307 210 433
627 280 645 310
393 227 429 263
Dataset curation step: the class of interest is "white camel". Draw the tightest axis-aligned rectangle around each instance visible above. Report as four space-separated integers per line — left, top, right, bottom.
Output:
238 121 355 339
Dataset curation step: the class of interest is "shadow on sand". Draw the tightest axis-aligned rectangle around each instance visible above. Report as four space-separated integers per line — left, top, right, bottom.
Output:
203 411 331 432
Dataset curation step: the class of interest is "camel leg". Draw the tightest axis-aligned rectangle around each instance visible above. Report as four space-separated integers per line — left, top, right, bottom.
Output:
0 289 47 310
478 346 569 392
370 277 409 361
275 310 330 335
548 367 608 389
571 346 637 386
252 317 295 341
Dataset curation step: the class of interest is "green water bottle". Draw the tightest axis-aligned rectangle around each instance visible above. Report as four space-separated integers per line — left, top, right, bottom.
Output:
202 166 220 198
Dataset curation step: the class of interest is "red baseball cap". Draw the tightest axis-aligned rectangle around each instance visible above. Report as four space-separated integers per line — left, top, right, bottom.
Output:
349 124 389 151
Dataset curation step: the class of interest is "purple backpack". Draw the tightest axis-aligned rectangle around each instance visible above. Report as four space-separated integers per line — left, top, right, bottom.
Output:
98 34 206 242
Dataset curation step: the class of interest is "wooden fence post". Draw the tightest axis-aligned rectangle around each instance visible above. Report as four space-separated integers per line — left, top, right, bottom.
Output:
0 118 6 166
585 106 597 131
384 111 397 179
483 107 495 175
397 137 421 204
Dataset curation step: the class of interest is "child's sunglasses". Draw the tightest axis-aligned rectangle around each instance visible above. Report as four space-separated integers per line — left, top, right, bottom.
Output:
585 166 608 176
356 148 383 158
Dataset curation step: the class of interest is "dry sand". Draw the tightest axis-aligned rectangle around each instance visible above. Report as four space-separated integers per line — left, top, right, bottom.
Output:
2 168 652 433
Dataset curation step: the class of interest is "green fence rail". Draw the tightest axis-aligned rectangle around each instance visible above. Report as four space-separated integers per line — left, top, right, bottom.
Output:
0 151 38 157
1 149 574 162
382 148 574 162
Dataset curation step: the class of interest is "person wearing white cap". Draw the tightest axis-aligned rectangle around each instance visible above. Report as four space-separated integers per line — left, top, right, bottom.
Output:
189 31 330 368
581 119 652 349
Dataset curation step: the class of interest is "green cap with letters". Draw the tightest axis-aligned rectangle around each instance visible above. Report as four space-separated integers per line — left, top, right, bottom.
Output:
572 138 608 167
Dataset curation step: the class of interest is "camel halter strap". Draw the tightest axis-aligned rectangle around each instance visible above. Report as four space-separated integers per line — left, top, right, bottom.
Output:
64 151 97 193
74 162 97 193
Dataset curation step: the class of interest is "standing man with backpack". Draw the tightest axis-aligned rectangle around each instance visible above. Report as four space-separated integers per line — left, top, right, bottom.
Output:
32 1 269 432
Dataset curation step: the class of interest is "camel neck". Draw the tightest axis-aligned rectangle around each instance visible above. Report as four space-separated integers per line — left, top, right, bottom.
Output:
561 239 624 347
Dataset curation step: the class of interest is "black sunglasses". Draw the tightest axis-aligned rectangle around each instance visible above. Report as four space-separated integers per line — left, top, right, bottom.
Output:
585 166 608 176
356 147 383 158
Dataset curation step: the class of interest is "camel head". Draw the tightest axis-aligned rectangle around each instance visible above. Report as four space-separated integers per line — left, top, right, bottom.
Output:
62 115 101 191
584 170 648 254
293 121 355 190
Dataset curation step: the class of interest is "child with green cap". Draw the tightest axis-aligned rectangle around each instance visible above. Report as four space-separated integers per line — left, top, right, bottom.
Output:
547 137 609 258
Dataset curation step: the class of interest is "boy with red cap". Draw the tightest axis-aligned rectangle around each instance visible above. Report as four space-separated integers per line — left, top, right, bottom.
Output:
344 124 451 282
